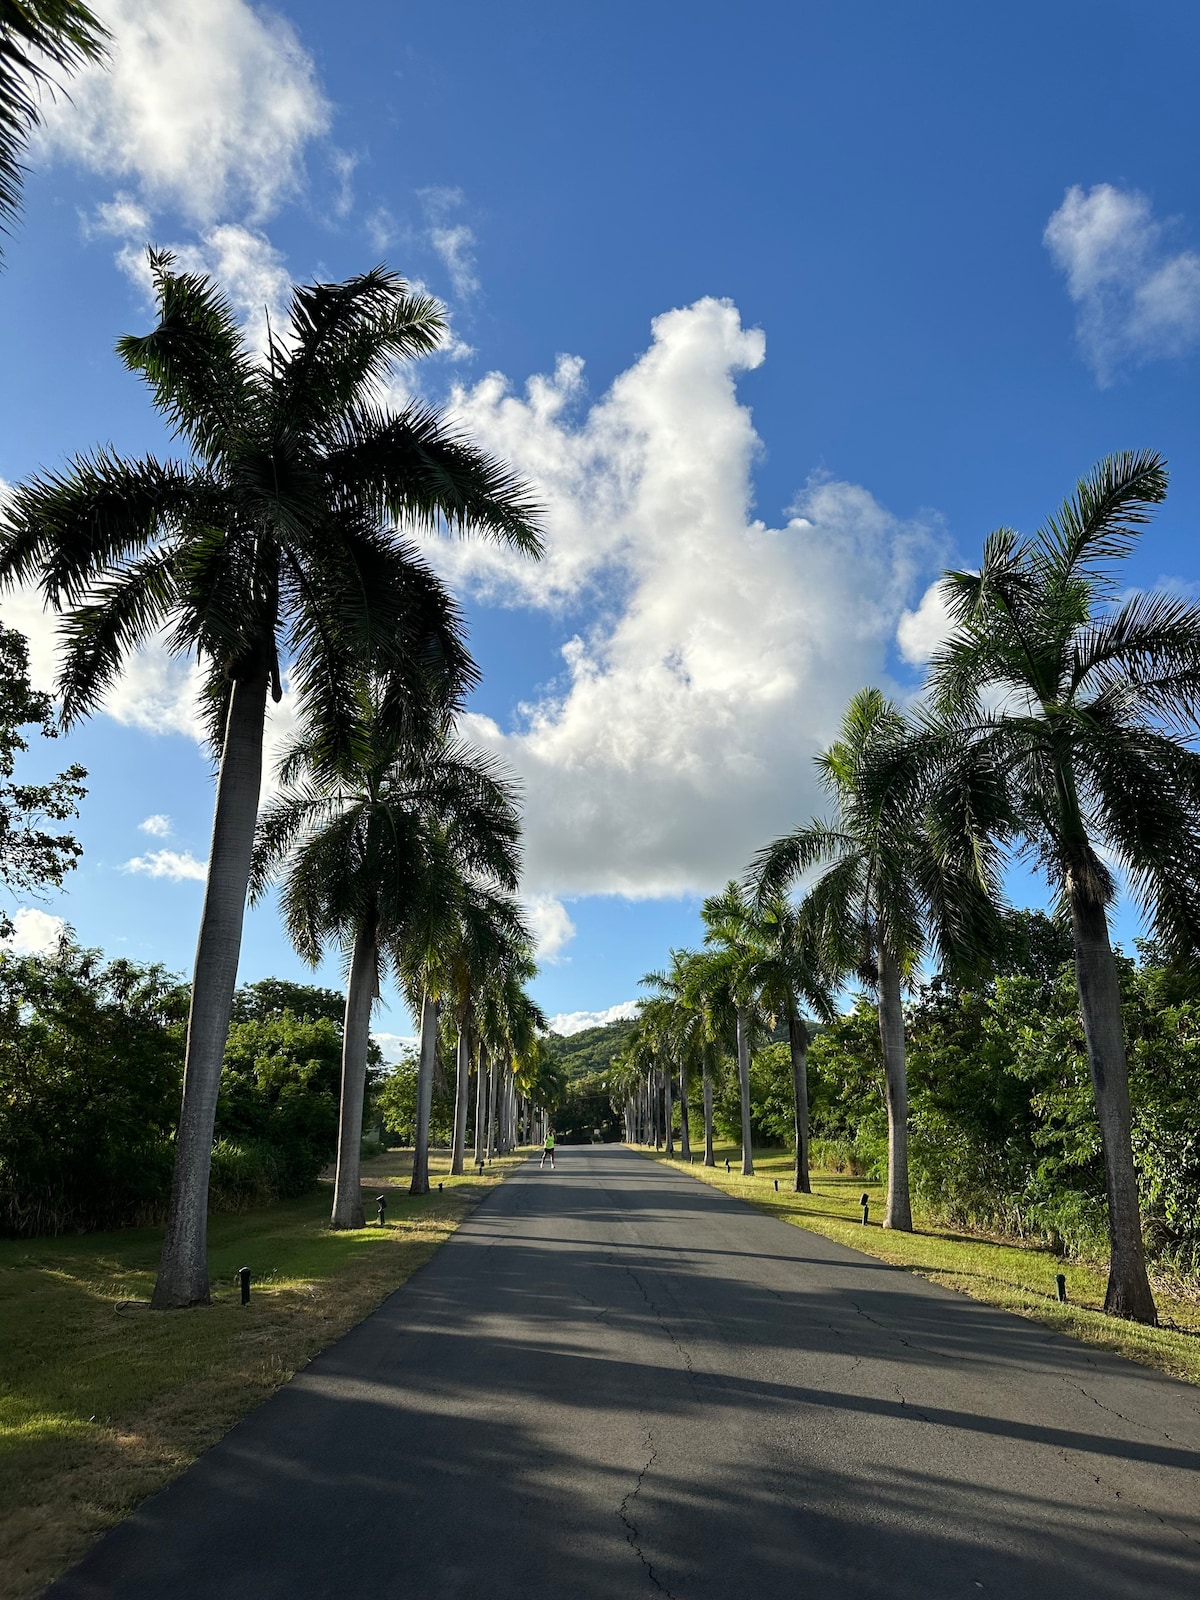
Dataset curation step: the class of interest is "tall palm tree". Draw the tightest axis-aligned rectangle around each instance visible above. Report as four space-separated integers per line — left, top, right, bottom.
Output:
0 259 541 1303
252 713 523 1226
1 1 108 256
751 689 998 1229
697 883 766 1176
745 893 837 1193
925 450 1200 1324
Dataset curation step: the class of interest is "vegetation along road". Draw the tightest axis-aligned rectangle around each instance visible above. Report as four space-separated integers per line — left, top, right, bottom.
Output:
48 1147 1200 1599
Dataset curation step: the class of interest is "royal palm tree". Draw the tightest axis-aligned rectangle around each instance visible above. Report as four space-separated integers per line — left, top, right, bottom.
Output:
745 894 837 1193
1 0 108 255
252 712 524 1226
925 450 1200 1323
751 689 999 1229
0 259 541 1303
696 884 767 1176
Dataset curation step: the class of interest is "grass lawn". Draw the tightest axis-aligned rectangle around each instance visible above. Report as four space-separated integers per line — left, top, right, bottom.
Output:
0 1148 526 1600
646 1143 1200 1385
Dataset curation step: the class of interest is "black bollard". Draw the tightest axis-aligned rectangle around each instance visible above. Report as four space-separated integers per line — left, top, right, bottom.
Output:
1055 1272 1067 1303
774 1179 779 1191
376 1194 387 1227
238 1266 251 1306
860 1192 870 1225
725 1158 730 1173
438 1181 444 1192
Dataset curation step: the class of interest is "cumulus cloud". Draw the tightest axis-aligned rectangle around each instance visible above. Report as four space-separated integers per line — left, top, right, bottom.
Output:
373 1031 418 1063
122 849 207 882
138 814 172 837
442 298 943 898
525 894 576 963
897 580 954 665
34 0 331 226
4 907 67 955
1045 183 1200 382
548 1001 640 1037
420 187 479 298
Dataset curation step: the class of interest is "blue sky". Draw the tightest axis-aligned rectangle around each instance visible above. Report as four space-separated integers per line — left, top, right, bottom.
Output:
2 0 1199 1045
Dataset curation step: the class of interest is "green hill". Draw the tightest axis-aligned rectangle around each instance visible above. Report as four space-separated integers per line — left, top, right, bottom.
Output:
543 1017 637 1081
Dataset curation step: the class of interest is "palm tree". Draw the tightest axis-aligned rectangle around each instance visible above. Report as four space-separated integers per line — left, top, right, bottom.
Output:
1 1 108 256
252 712 524 1226
746 894 837 1193
696 884 766 1176
0 261 541 1303
751 689 998 1229
925 450 1200 1323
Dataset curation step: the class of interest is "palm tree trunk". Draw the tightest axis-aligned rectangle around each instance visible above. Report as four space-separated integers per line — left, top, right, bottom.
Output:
877 946 912 1231
1069 884 1157 1323
736 1005 755 1176
410 990 439 1196
330 920 378 1227
789 1010 811 1194
474 1044 487 1164
152 667 269 1309
679 1058 691 1160
664 1064 674 1154
702 1051 715 1166
450 1021 471 1176
485 1055 498 1158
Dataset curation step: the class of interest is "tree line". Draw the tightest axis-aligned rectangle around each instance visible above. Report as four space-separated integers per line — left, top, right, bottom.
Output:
615 453 1200 1329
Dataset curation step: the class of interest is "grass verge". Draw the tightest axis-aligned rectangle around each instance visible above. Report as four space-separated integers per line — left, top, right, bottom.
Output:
0 1148 526 1600
646 1143 1200 1385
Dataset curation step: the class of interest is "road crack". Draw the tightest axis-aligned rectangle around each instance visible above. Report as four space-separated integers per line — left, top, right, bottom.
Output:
618 1430 677 1597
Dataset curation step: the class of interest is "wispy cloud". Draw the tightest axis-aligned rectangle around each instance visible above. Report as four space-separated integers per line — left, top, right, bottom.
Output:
138 814 172 838
420 187 480 298
122 849 207 882
1045 183 1200 383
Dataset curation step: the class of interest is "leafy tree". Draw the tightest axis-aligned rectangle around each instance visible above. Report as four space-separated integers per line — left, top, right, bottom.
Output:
229 978 347 1029
926 450 1200 1322
0 0 108 256
0 261 541 1304
0 621 85 937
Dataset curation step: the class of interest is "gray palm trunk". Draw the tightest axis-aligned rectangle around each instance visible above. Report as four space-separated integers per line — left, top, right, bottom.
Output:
736 1004 755 1176
702 1053 715 1166
664 1065 674 1154
410 991 438 1195
474 1045 487 1164
450 1022 471 1176
151 668 269 1309
789 1011 811 1194
485 1056 498 1158
1068 881 1158 1322
877 945 912 1231
329 920 378 1228
678 1058 691 1160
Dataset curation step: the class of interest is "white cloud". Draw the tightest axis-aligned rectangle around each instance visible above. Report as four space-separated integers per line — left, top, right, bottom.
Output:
373 1031 418 1063
138 813 172 837
441 297 943 898
365 205 399 254
897 580 954 665
1045 183 1200 382
420 187 479 298
548 1001 640 1037
525 894 576 963
122 849 207 882
4 907 67 956
34 0 331 226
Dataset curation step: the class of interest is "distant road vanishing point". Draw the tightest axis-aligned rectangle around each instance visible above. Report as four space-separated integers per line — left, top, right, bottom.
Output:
49 1147 1200 1599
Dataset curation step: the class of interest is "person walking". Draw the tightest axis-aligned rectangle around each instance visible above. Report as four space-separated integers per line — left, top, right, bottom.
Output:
540 1128 556 1169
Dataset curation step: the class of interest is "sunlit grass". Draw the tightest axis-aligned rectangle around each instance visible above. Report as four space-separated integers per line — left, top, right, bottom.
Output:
0 1148 527 1600
646 1143 1200 1386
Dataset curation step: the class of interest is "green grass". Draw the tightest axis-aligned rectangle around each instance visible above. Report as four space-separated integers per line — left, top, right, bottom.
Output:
0 1148 526 1600
647 1143 1200 1384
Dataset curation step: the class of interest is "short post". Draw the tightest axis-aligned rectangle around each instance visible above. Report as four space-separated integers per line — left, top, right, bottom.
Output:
1055 1273 1067 1303
860 1192 870 1225
438 1181 444 1192
376 1194 387 1227
774 1179 779 1192
238 1266 251 1306
477 1158 485 1175
725 1158 730 1173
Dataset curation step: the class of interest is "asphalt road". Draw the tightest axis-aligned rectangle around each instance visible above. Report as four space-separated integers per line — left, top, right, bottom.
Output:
50 1147 1200 1599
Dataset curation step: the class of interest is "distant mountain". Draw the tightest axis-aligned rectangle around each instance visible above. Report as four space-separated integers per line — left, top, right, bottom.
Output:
544 1017 637 1080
